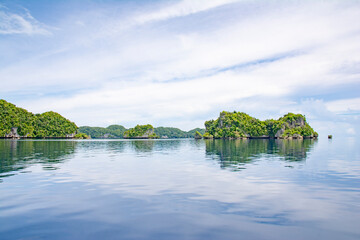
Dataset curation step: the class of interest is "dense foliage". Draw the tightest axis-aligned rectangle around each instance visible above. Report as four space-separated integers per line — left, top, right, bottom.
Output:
0 100 78 138
194 131 203 139
154 127 187 138
123 124 158 139
79 125 126 138
34 112 78 137
74 133 90 139
204 111 318 139
154 127 206 138
187 128 206 137
79 125 206 139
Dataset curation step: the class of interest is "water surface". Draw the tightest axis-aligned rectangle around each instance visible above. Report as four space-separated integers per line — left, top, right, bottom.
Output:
0 138 359 239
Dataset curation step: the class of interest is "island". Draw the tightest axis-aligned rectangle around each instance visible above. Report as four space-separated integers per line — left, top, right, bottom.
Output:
203 111 318 139
79 125 205 139
123 124 158 139
0 99 84 139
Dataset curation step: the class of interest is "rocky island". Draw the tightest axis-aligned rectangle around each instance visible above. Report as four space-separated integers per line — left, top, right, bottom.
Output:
123 124 159 139
203 111 318 139
0 99 83 139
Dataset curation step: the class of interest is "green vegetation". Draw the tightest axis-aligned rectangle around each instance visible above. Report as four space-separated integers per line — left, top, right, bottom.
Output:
187 128 206 137
194 131 203 139
123 124 158 139
154 127 206 138
74 133 90 139
205 138 316 170
79 125 206 139
0 140 77 175
34 111 78 138
79 125 126 138
0 100 77 138
204 111 318 139
154 127 187 138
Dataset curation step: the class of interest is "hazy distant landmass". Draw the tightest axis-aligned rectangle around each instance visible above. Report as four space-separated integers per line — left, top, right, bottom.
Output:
79 125 127 138
79 125 206 139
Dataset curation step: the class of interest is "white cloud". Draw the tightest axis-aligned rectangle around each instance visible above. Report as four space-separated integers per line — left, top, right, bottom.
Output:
326 97 360 113
0 5 50 35
134 0 241 24
1 0 360 130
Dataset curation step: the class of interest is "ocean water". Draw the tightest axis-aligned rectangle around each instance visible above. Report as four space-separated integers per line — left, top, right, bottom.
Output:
0 138 359 240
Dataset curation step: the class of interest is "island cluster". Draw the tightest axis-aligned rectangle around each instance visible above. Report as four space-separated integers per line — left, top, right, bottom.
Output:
0 99 317 139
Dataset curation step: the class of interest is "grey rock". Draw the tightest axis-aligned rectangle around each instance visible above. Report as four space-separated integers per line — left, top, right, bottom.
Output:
5 127 20 139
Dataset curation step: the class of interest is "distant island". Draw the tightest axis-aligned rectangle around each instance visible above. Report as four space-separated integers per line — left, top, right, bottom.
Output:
79 125 205 139
123 124 158 139
202 111 318 139
1 99 317 140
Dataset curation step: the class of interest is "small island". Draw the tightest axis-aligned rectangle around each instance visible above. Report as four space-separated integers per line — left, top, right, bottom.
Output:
123 124 158 139
203 111 318 139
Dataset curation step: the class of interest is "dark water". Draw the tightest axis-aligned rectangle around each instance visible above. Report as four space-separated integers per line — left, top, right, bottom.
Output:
0 138 359 240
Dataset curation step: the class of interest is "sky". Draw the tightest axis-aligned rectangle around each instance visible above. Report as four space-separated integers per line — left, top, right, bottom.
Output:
0 0 359 137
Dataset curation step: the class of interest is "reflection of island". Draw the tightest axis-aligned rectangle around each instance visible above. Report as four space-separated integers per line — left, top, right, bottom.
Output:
0 140 77 178
131 140 156 153
205 139 316 169
130 139 182 153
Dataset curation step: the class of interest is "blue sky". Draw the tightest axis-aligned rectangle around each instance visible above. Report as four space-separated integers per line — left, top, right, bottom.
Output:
0 0 360 137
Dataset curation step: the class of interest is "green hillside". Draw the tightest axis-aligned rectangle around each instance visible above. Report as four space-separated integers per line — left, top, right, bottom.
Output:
0 99 78 138
79 125 126 138
79 125 206 139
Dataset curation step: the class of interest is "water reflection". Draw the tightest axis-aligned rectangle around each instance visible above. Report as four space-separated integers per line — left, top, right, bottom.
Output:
1 138 359 240
129 139 184 153
0 140 77 177
131 140 156 153
205 139 316 170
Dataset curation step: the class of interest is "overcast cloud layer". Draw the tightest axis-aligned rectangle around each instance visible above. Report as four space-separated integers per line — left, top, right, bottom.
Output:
0 0 359 136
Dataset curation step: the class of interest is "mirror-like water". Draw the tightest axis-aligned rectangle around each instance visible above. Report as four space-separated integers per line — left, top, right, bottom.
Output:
0 138 359 240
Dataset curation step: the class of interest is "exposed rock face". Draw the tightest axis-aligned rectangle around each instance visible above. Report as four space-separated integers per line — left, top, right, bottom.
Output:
66 133 76 138
275 128 285 138
218 112 226 128
289 117 305 128
275 116 311 139
141 129 155 138
5 127 20 139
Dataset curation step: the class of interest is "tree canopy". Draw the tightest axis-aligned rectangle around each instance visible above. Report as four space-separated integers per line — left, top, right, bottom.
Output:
123 124 158 139
79 125 126 138
0 100 77 138
204 111 318 139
